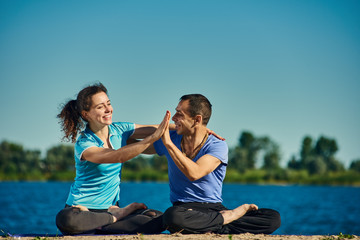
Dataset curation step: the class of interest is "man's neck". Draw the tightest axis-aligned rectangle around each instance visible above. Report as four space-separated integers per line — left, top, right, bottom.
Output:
181 127 208 158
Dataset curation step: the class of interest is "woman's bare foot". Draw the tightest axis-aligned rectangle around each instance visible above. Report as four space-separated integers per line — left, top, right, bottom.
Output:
72 205 89 211
220 204 258 225
108 202 147 222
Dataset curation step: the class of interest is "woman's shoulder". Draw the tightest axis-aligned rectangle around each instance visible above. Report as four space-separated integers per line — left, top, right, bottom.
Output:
110 122 135 135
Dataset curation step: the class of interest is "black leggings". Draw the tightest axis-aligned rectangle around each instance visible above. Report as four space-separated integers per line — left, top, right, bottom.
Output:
56 206 165 235
163 202 281 234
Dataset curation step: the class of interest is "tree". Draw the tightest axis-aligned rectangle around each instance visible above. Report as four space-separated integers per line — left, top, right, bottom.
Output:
263 149 281 171
124 155 150 171
307 156 327 175
151 155 168 172
350 159 360 172
229 146 249 173
228 131 262 172
289 135 344 175
314 136 338 159
314 136 343 172
239 131 263 169
44 144 74 172
229 131 282 173
261 137 281 171
288 155 301 170
300 136 313 168
0 140 42 179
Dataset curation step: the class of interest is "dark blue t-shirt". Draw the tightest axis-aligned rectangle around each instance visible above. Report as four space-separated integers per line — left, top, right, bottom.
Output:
154 131 228 203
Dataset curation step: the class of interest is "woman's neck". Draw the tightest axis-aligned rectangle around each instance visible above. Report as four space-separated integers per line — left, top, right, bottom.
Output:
90 123 110 147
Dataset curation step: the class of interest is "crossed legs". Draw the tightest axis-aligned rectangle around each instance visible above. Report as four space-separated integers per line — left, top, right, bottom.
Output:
163 202 280 234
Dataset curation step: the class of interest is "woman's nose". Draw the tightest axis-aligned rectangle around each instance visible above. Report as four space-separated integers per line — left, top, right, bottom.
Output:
105 106 112 112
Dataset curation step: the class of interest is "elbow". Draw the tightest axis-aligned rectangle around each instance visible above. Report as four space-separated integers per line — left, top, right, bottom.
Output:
117 156 128 163
184 167 207 181
187 173 202 182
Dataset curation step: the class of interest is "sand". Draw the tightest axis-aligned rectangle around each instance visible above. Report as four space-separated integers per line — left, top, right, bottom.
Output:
7 233 359 240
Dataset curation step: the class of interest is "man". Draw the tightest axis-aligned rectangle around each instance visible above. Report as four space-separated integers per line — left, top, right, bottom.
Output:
153 94 281 234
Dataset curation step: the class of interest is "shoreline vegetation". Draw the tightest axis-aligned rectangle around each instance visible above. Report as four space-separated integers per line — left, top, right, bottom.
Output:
1 168 360 186
1 130 360 185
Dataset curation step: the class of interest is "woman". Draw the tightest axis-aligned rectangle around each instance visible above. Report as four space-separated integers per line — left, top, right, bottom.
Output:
55 82 170 235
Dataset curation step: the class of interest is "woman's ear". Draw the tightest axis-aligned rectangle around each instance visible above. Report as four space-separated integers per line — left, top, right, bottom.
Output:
81 110 88 121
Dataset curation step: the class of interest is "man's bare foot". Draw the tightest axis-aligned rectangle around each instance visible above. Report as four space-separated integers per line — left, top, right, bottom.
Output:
108 202 147 222
220 204 258 225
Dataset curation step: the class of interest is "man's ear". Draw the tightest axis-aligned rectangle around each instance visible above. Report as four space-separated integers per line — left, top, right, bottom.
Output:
194 115 203 125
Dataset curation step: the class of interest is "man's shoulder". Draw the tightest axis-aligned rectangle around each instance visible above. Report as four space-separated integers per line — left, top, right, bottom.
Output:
208 134 228 147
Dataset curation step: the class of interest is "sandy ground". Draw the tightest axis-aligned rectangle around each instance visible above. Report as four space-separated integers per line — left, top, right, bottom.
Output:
6 233 359 240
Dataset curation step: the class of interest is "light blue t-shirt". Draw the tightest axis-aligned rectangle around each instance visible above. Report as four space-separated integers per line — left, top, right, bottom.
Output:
66 122 135 209
154 131 228 204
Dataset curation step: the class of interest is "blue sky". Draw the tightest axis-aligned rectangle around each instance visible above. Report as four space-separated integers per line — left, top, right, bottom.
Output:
1 0 359 167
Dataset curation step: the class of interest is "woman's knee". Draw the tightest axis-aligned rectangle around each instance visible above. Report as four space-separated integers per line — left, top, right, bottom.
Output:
55 207 84 235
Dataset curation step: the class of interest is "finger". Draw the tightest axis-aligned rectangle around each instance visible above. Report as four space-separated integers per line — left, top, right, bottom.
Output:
210 132 225 141
160 111 170 126
164 111 171 125
159 111 171 130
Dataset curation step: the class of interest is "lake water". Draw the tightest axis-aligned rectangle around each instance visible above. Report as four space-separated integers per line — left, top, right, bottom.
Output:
0 182 359 236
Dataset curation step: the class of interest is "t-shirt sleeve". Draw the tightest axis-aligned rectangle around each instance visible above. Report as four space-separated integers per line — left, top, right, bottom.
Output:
113 122 135 140
154 138 165 156
75 135 98 162
206 140 228 165
154 131 180 156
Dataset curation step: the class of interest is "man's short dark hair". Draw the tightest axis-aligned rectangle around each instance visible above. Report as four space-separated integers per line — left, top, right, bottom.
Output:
180 94 212 125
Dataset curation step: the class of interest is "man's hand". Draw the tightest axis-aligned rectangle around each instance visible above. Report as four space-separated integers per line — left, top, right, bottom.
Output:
152 111 171 141
161 111 172 145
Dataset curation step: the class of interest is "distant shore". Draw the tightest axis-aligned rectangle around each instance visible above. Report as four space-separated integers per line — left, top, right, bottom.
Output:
8 233 360 240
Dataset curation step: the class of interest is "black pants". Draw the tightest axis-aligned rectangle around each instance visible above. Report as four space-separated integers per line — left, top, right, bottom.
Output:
56 206 165 235
163 202 281 234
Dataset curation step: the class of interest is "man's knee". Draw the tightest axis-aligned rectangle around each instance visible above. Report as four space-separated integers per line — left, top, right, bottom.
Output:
163 206 187 232
260 208 281 234
268 209 281 233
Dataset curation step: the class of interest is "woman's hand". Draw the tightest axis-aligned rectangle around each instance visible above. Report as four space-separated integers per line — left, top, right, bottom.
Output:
207 129 225 141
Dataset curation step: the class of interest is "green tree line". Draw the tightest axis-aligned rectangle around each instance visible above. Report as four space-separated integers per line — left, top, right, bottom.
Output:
1 131 360 184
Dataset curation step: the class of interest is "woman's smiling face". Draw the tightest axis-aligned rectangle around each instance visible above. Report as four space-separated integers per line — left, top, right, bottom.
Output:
83 91 113 127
